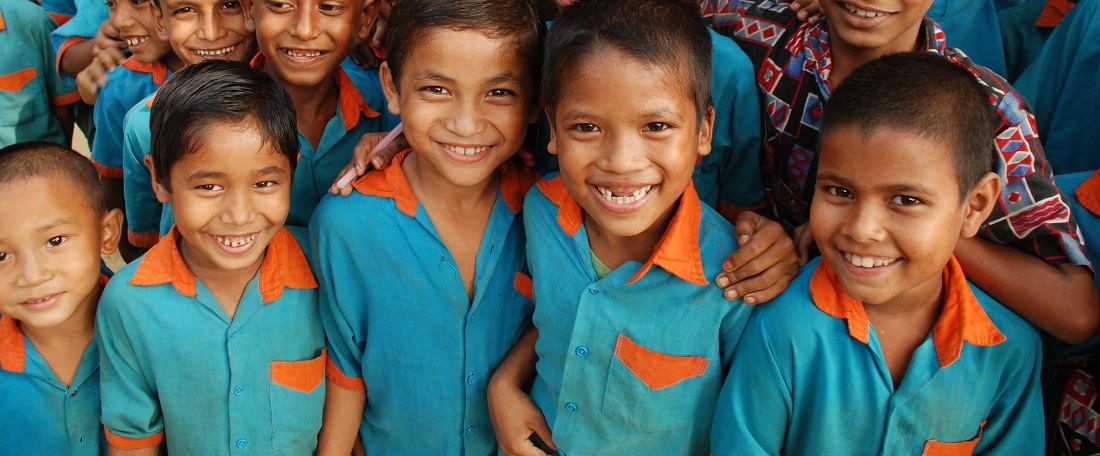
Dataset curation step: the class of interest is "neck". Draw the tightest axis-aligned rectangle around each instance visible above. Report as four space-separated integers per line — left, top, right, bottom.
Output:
826 20 925 88
402 152 500 211
863 272 944 329
273 70 340 121
178 236 263 302
585 200 678 270
20 287 99 352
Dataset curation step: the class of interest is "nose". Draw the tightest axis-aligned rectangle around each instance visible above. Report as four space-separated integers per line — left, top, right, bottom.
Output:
14 251 53 289
288 6 320 41
842 201 887 244
445 97 486 138
596 130 647 176
198 10 226 42
111 3 137 31
219 188 256 227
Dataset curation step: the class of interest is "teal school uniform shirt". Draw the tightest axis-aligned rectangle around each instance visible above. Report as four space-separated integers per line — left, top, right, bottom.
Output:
0 0 80 147
122 60 391 247
711 256 1044 455
97 227 325 454
525 176 753 455
927 0 1008 76
42 0 77 26
532 28 765 221
91 56 169 178
310 150 538 455
1014 0 1100 174
49 0 107 80
0 270 110 456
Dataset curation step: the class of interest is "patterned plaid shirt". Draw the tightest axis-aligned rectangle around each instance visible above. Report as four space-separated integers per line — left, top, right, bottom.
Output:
699 0 1089 266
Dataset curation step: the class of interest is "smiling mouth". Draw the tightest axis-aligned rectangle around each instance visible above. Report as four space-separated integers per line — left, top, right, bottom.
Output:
279 48 328 61
211 232 258 249
126 36 149 48
594 184 653 205
842 251 899 268
192 45 237 59
20 292 62 308
841 2 892 18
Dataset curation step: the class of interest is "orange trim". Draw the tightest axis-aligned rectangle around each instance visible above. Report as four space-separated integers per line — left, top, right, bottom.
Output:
103 426 164 449
271 349 327 393
130 227 316 303
0 316 26 373
121 56 169 85
499 158 539 214
514 272 533 301
537 177 583 236
613 334 708 390
0 10 6 30
127 229 160 249
352 150 420 216
0 68 37 92
810 257 1005 368
47 12 72 26
923 420 986 455
92 159 123 179
717 200 768 225
1036 0 1075 28
249 51 266 69
335 68 381 130
51 90 81 106
1076 169 1100 217
325 356 366 392
56 37 88 74
143 91 157 108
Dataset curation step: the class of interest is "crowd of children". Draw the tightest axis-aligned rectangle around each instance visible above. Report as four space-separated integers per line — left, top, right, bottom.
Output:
2 0 1099 453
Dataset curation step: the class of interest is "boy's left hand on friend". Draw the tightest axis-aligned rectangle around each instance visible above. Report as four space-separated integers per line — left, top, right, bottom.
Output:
715 211 799 304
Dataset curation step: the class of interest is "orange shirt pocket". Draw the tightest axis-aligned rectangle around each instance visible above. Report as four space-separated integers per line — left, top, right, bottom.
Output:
923 420 986 456
0 68 36 92
613 334 708 390
270 348 327 393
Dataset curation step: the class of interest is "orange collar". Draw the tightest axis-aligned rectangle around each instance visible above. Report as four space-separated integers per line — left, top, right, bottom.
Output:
250 53 380 130
809 256 1006 368
120 56 169 85
0 9 7 31
129 227 317 303
536 177 708 286
1075 169 1100 217
353 150 538 217
0 315 24 373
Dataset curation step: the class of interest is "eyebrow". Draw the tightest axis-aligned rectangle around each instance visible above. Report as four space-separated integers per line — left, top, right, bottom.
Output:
256 166 288 177
817 173 936 195
187 170 226 181
39 218 75 231
411 71 455 85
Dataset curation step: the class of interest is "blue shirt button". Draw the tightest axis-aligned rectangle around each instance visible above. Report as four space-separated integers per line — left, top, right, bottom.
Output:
565 402 578 412
466 374 477 385
465 426 476 437
233 385 244 396
235 439 247 449
575 346 589 358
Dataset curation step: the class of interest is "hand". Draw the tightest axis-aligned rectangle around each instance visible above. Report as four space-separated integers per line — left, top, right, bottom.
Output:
328 130 408 196
91 21 126 58
488 378 556 456
791 222 815 266
715 211 799 304
789 0 823 23
76 46 126 104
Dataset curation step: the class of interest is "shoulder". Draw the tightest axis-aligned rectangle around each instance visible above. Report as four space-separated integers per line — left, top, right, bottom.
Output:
523 174 570 228
99 257 153 315
970 284 1041 355
2 0 55 36
709 28 755 79
943 48 1028 111
697 203 739 277
749 258 835 336
311 182 403 240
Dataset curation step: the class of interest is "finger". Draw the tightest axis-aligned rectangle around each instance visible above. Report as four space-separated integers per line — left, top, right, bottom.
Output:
795 226 814 265
104 46 126 65
530 419 557 451
371 139 403 169
507 440 549 456
725 235 795 287
738 267 797 304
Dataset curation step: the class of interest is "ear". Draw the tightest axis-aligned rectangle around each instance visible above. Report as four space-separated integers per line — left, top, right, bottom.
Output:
152 5 169 41
696 105 715 158
545 106 558 156
379 61 401 116
99 208 125 255
144 155 173 204
357 0 378 40
959 172 1000 238
241 0 256 32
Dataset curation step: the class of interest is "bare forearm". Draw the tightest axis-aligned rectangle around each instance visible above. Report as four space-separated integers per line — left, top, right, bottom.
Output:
108 446 158 456
60 40 97 77
317 383 367 456
955 236 1100 343
491 325 539 389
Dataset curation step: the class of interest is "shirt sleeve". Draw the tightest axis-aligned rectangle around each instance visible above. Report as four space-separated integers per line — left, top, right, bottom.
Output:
49 0 107 78
90 73 129 178
713 33 766 222
29 7 78 105
309 201 367 392
971 333 1044 454
122 104 162 248
711 310 791 455
96 282 165 449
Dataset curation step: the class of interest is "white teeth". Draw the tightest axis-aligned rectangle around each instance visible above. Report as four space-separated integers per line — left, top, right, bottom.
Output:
283 49 324 59
595 185 652 205
195 46 234 58
446 145 489 156
213 233 257 248
843 252 897 269
843 2 885 18
126 37 148 47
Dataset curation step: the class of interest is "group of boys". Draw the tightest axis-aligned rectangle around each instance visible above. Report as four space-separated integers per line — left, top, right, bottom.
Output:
1 0 1098 454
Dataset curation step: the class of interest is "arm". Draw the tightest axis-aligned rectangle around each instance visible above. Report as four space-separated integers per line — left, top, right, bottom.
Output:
955 236 1100 343
49 103 75 145
108 447 159 456
122 106 161 249
487 326 556 456
59 21 125 77
715 211 799 304
317 383 367 456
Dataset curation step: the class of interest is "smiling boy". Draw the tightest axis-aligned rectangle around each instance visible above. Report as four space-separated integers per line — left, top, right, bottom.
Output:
98 62 325 455
710 52 1043 455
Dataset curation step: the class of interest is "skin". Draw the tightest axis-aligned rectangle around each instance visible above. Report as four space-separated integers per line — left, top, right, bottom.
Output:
78 0 184 104
818 0 933 90
0 175 123 386
152 0 257 67
246 0 374 147
318 27 536 455
59 21 126 78
147 120 292 318
811 125 998 384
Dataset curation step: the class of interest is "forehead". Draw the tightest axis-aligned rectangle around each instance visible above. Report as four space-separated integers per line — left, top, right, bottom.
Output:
555 47 695 117
0 176 99 236
818 125 959 189
170 122 291 177
160 0 226 10
400 28 528 82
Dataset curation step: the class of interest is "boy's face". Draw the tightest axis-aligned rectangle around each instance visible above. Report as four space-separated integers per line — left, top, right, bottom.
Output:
810 125 991 310
380 28 534 189
248 0 371 89
154 0 256 66
549 48 713 239
819 0 932 52
150 121 292 275
108 0 175 64
0 176 121 331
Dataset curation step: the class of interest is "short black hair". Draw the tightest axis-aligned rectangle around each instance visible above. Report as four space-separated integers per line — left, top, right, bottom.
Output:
543 0 712 122
821 52 994 194
385 0 545 91
0 142 107 215
150 60 297 192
